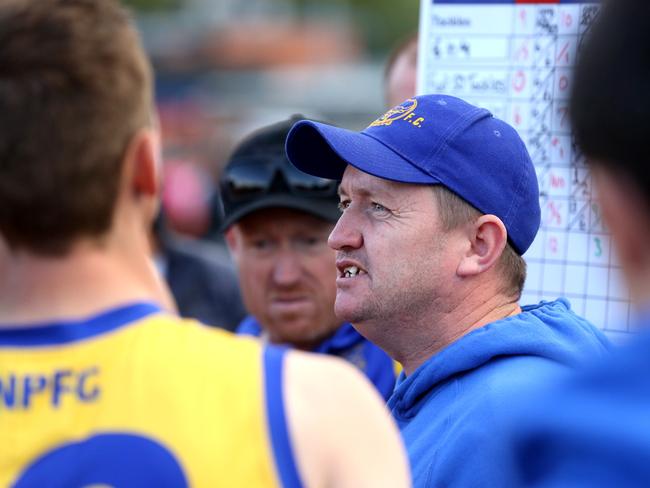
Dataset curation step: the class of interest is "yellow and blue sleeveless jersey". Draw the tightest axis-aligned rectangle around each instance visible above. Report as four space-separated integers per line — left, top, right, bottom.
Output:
0 302 303 487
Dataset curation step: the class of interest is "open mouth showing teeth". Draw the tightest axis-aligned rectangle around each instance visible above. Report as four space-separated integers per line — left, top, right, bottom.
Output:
343 266 366 278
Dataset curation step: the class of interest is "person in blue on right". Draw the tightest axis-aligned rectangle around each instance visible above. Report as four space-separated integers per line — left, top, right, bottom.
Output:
285 93 611 487
505 1 650 486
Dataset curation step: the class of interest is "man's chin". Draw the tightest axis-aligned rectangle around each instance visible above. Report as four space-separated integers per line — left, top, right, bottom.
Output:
268 323 333 349
334 301 367 325
268 299 315 318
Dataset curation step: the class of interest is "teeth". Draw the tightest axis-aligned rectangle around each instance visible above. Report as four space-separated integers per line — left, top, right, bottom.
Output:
343 266 360 278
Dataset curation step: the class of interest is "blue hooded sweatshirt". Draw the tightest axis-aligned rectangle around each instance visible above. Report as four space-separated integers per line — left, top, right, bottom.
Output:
387 299 611 487
237 315 396 400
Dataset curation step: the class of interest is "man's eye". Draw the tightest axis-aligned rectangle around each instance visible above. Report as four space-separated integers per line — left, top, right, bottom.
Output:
372 202 388 212
252 239 273 250
297 236 320 247
338 201 350 212
293 235 326 252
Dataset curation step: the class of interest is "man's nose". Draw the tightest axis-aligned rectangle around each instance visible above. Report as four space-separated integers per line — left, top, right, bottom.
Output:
271 251 302 286
328 210 363 251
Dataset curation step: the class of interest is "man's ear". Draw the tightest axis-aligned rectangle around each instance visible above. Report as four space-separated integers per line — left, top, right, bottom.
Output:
117 127 161 233
123 127 160 199
124 128 161 200
224 227 241 261
456 215 507 277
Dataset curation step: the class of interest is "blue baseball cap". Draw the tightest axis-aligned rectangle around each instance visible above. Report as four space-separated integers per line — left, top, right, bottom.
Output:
285 94 541 255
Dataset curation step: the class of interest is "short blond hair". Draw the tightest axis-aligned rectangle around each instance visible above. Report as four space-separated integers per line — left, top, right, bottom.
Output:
431 186 526 299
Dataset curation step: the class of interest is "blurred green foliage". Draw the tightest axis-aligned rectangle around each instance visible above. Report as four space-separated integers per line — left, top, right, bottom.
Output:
123 0 419 55
122 0 183 13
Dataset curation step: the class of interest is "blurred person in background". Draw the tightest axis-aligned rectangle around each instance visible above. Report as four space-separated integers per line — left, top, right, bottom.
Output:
506 1 650 486
151 211 246 331
0 1 411 486
286 94 611 487
221 116 397 400
384 34 418 108
152 158 245 330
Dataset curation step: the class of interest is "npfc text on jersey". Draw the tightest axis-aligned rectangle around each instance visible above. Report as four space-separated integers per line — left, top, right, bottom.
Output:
0 367 100 409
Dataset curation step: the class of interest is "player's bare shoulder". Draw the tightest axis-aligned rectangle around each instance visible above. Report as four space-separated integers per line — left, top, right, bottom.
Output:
283 350 411 488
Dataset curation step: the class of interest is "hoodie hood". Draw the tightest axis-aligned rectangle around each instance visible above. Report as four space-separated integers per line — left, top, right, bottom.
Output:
389 299 611 418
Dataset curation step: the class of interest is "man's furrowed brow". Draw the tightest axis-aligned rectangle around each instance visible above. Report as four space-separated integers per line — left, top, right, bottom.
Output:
362 184 399 200
338 185 377 198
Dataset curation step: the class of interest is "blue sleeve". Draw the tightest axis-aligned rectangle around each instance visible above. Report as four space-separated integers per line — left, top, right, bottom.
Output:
511 377 650 487
263 346 303 488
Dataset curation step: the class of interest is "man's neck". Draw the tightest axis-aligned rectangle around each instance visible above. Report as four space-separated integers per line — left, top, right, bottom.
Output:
0 240 174 326
367 282 521 377
400 298 520 376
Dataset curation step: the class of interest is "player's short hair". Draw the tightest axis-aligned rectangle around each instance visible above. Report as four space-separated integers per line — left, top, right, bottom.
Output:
432 185 527 299
571 1 650 204
0 0 153 255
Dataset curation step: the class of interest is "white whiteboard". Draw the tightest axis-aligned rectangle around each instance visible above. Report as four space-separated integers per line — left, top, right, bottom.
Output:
418 1 632 341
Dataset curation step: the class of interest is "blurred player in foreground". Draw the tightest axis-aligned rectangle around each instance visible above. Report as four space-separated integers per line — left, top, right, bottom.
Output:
508 1 650 486
0 1 409 486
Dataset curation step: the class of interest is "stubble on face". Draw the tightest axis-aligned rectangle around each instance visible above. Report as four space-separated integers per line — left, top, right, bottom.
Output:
336 233 448 328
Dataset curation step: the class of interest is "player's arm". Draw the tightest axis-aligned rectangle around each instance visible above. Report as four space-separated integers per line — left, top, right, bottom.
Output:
284 350 411 488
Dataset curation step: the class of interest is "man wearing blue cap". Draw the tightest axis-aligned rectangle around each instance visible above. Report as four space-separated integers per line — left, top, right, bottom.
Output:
285 95 611 487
